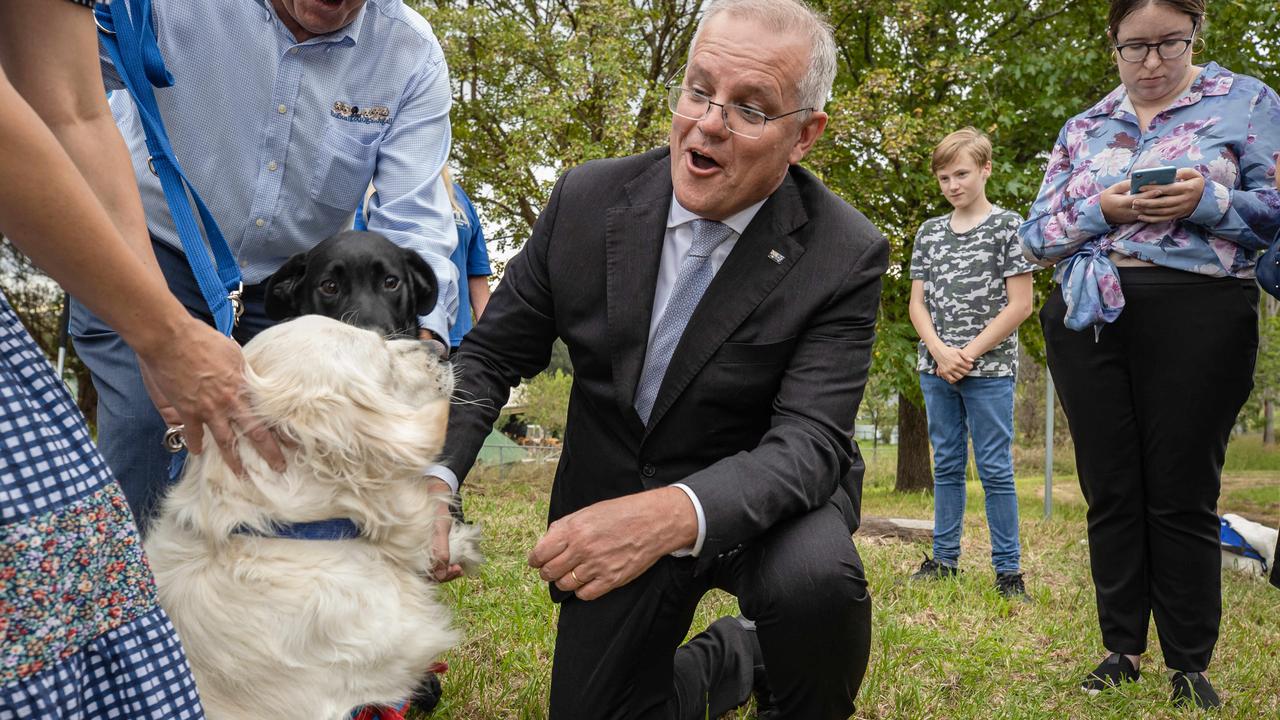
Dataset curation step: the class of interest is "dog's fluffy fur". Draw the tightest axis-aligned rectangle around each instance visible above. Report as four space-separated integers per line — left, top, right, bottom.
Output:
146 316 481 720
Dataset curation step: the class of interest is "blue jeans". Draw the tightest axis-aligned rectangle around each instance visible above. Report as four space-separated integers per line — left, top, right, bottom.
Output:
919 372 1021 574
70 239 276 533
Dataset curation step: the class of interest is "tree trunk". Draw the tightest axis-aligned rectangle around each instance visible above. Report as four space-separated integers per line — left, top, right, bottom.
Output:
895 391 932 492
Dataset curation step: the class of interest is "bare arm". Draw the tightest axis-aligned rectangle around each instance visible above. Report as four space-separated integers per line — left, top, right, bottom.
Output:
960 272 1034 361
0 2 282 473
468 275 491 320
0 2 157 274
909 279 973 383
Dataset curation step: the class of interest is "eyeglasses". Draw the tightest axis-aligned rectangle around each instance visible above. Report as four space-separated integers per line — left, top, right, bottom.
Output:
666 85 812 140
1114 24 1197 63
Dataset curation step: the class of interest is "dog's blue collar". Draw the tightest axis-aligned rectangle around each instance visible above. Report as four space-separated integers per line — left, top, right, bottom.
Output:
232 519 362 541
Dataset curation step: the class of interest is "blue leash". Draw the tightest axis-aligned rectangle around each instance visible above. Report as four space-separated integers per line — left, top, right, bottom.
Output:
96 0 244 481
95 0 243 336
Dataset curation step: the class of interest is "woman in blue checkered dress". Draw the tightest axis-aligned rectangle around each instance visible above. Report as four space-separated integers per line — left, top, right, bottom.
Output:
1 1 280 717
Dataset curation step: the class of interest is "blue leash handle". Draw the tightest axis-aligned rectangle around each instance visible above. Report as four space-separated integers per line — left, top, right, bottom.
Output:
96 0 242 336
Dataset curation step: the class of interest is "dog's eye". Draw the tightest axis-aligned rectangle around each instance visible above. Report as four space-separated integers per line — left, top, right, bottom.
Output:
319 280 339 296
383 275 401 291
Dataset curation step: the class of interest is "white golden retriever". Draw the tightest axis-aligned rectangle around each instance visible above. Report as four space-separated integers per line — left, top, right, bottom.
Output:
145 315 481 720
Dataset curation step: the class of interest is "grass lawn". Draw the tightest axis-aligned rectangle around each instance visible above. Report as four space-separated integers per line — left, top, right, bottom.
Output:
419 439 1279 719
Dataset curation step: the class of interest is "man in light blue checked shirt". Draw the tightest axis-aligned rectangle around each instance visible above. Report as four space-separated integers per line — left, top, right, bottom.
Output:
70 0 459 532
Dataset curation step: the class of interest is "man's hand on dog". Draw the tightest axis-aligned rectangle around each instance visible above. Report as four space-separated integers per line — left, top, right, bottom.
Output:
426 477 465 582
138 322 285 476
528 488 699 601
418 328 448 359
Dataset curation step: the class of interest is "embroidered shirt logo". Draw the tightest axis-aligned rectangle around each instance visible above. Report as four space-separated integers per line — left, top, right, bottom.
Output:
331 101 391 125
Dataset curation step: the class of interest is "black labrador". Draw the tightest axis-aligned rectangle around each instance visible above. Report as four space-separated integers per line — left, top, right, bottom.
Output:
263 229 448 712
265 230 438 338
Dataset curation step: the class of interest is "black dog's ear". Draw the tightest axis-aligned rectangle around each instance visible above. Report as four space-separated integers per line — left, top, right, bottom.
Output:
264 252 310 320
402 248 438 317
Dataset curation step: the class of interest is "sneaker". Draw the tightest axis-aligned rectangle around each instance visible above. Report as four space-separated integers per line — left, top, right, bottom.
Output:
994 572 1028 600
1170 671 1221 710
1081 653 1139 695
909 555 958 581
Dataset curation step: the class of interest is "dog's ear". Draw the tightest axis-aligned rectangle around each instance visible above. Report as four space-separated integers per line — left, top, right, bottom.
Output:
402 248 438 317
264 253 309 320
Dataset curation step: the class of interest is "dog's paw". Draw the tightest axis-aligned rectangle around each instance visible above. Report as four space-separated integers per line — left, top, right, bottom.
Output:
448 520 484 575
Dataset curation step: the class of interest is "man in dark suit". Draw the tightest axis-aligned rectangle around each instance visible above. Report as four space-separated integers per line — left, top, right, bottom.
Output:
424 0 889 717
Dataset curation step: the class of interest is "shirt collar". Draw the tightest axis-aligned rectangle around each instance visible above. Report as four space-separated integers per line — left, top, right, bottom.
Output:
666 193 767 237
1085 62 1232 119
257 0 370 47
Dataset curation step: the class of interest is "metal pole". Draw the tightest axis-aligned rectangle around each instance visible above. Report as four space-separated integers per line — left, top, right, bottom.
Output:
1044 372 1054 520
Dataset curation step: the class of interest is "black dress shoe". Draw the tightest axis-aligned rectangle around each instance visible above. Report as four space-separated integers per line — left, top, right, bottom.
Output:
737 616 778 718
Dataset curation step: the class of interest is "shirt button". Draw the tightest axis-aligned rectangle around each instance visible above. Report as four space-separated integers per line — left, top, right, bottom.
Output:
277 104 287 114
267 161 278 172
289 47 299 55
255 218 265 227
641 464 656 478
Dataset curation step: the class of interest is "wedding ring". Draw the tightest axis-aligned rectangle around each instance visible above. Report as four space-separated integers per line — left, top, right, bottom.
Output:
571 569 583 585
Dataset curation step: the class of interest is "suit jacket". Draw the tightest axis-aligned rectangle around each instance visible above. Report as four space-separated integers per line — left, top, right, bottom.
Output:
443 147 889 573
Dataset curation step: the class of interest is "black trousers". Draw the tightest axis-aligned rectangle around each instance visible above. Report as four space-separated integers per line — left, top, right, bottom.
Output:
1042 267 1258 672
546 501 872 719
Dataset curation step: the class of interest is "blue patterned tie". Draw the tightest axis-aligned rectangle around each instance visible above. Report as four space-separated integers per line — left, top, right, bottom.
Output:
634 219 735 425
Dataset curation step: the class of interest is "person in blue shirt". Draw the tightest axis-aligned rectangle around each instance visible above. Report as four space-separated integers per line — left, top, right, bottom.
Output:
69 0 459 533
442 168 493 351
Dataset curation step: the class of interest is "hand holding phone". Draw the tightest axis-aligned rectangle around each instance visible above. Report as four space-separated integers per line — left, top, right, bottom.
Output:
1132 167 1205 223
1130 165 1178 194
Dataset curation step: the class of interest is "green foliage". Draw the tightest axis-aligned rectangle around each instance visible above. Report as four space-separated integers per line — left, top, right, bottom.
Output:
418 0 702 248
519 369 573 436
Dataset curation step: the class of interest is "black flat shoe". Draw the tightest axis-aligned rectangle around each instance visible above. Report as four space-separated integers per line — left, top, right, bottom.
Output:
1081 653 1139 695
1170 671 1221 710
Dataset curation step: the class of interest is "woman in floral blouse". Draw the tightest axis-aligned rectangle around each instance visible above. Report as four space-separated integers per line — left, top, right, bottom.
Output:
1020 0 1280 710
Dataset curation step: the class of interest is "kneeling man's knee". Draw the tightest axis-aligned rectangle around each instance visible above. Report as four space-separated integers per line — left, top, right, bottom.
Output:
749 535 868 620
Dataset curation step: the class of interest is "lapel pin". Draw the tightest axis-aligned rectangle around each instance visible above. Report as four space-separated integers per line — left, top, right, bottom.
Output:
767 249 785 264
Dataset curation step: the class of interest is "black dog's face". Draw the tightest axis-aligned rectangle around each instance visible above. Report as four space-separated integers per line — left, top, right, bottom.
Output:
265 230 438 338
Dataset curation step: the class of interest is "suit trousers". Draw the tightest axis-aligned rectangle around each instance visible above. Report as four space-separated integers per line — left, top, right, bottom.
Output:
1041 267 1258 672
69 239 275 533
547 500 871 720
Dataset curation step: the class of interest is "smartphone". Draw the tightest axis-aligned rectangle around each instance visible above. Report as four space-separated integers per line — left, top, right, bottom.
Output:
1130 165 1178 194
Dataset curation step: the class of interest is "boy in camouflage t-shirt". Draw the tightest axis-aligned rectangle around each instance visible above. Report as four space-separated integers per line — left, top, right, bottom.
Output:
907 127 1038 597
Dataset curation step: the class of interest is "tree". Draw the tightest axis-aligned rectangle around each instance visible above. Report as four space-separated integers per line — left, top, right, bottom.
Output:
418 0 704 247
0 238 97 422
520 368 574 437
858 368 897 458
